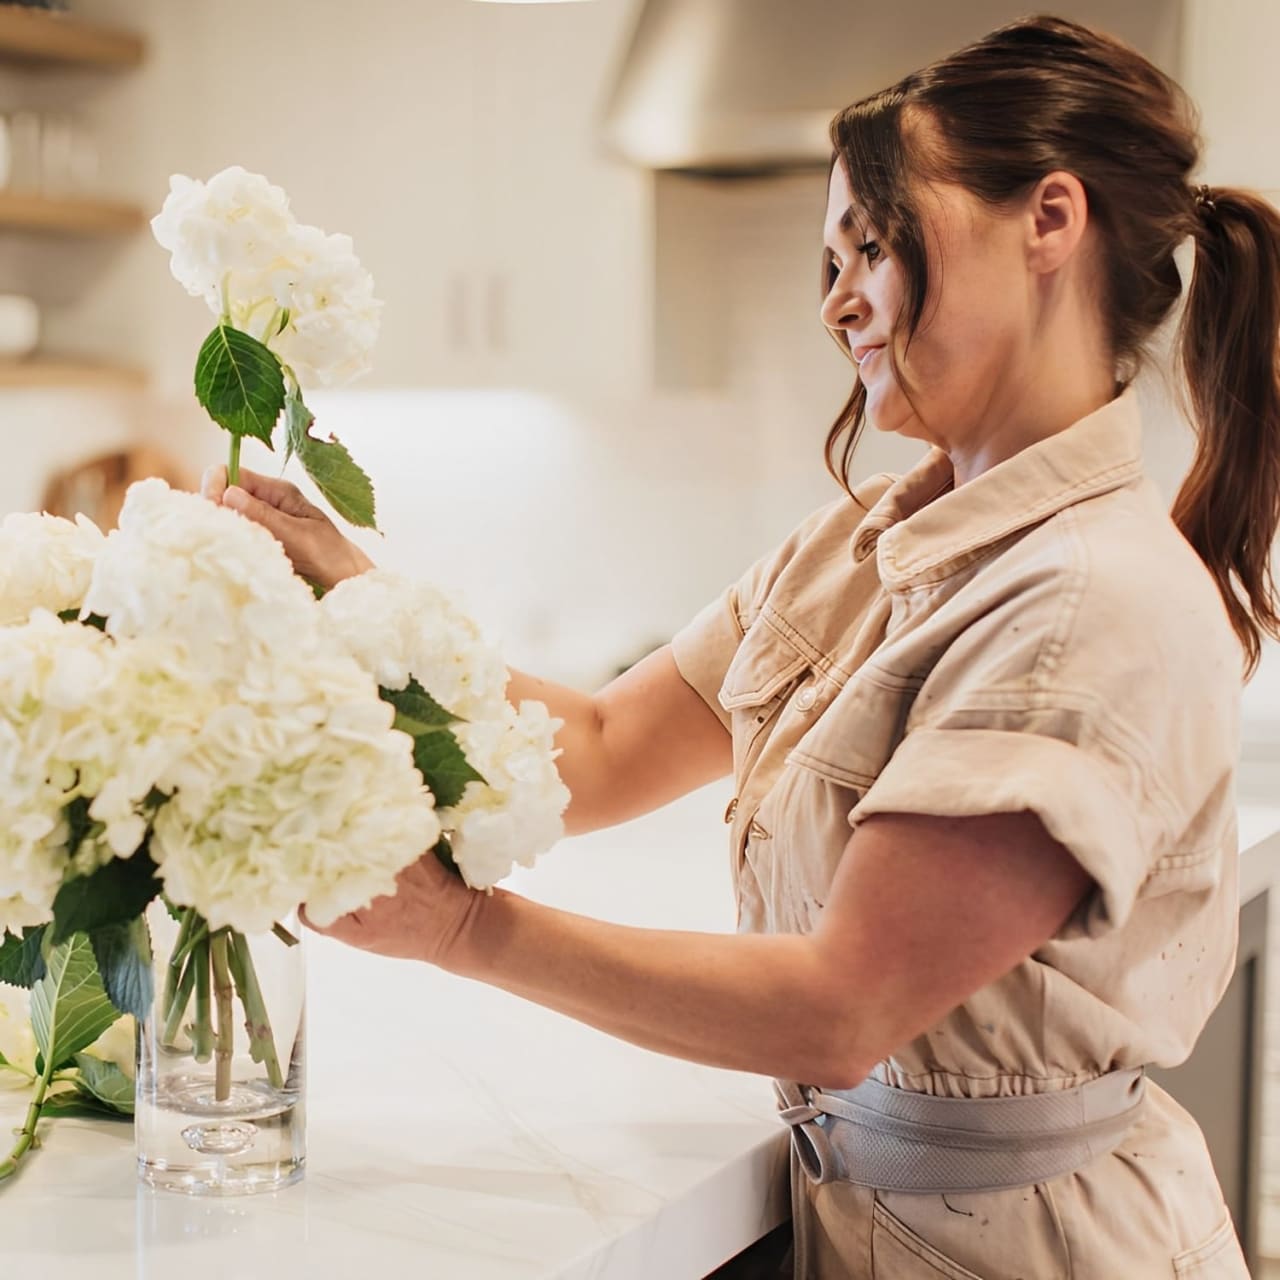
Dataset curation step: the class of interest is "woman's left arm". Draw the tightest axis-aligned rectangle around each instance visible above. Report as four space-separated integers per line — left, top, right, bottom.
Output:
314 809 1091 1088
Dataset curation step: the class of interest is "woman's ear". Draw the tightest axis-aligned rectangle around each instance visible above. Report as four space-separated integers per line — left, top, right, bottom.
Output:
1025 170 1090 274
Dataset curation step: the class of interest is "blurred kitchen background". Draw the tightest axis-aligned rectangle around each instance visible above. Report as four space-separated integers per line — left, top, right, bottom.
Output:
0 0 1276 1262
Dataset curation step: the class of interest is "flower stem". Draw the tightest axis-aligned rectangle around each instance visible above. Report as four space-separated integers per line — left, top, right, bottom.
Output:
226 932 283 1090
190 936 214 1063
161 945 199 1048
210 931 234 1102
228 435 243 489
0 1035 56 1181
161 908 196 1017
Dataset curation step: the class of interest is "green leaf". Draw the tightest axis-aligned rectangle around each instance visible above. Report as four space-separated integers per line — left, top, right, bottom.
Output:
89 918 153 1022
0 926 47 989
413 728 485 809
286 391 377 529
71 1053 134 1115
30 934 122 1072
39 1089 132 1122
51 845 161 943
56 609 106 631
382 677 459 735
283 389 309 468
194 324 285 447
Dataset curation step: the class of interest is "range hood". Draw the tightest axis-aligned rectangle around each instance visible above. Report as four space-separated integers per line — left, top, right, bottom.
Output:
602 0 1184 175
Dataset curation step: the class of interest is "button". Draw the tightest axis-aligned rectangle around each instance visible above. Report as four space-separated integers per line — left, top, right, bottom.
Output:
794 686 818 711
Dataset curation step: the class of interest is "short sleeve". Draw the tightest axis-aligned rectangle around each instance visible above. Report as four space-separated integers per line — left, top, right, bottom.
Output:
849 724 1152 934
669 591 744 732
669 485 890 731
845 565 1238 936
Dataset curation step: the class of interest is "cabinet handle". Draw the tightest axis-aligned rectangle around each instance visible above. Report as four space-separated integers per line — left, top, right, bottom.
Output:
447 273 470 351
485 273 506 354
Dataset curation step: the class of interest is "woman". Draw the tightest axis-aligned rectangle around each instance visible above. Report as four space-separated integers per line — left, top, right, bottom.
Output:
203 17 1277 1278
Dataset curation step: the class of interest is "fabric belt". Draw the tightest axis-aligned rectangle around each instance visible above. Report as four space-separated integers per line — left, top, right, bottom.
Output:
774 1066 1146 1195
773 1069 1147 1278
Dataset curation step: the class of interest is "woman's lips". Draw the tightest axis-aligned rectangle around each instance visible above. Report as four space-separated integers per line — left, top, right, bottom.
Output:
854 344 885 369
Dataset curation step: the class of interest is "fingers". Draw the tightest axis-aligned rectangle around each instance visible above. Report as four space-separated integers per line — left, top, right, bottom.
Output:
233 467 319 519
222 483 296 540
200 465 227 502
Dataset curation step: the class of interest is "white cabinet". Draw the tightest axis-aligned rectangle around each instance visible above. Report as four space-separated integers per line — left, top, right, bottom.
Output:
445 0 652 394
157 0 650 393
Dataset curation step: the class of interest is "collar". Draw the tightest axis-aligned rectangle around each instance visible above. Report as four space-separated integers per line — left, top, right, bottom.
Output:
851 388 1146 591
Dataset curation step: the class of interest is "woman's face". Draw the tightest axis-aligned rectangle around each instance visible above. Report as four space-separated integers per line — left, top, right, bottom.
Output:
820 159 1034 448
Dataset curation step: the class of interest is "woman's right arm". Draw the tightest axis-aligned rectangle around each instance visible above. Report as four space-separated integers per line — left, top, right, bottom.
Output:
203 466 732 837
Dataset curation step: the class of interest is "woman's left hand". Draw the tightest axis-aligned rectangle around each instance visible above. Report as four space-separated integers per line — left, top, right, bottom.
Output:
302 851 480 968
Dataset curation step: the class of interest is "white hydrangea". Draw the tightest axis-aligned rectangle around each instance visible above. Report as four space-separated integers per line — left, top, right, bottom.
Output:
321 570 508 719
0 609 217 935
0 511 105 627
150 166 296 318
445 700 570 890
151 166 380 388
0 988 36 1086
83 479 322 679
268 225 381 388
151 651 440 934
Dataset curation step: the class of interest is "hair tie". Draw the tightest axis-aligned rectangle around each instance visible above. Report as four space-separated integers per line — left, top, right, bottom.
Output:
1193 183 1217 214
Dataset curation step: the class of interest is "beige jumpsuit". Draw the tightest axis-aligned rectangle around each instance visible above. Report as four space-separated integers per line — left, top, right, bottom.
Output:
672 390 1251 1278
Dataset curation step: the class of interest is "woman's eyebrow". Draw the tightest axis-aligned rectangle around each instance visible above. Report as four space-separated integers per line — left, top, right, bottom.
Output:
825 207 861 252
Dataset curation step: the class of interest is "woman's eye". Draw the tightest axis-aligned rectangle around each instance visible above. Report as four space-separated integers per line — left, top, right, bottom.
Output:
857 240 882 265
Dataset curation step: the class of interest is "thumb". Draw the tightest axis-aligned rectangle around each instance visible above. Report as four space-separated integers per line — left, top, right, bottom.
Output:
200 464 228 503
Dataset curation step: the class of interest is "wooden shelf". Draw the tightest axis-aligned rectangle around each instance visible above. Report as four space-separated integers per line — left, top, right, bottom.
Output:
0 190 144 234
0 357 146 390
0 5 144 69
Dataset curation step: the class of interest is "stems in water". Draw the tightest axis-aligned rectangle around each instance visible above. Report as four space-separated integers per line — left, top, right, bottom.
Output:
226 932 283 1090
209 932 234 1102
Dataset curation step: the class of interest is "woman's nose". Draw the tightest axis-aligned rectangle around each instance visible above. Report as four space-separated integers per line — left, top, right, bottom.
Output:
820 275 866 334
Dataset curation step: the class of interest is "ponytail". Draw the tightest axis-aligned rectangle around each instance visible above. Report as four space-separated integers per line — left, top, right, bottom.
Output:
1175 187 1280 677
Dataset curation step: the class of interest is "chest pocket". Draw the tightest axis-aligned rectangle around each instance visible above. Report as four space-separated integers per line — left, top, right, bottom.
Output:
787 664 921 794
718 615 811 781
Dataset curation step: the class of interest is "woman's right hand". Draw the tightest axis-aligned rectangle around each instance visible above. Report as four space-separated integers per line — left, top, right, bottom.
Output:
200 465 375 590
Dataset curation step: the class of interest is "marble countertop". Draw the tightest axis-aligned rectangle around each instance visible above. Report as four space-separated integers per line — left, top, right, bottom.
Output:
0 781 790 1280
3 780 1278 1279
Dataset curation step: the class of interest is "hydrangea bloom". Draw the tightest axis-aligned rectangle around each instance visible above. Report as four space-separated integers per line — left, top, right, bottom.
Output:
150 166 296 319
0 511 105 627
83 479 322 679
150 167 380 387
0 612 183 931
447 701 570 890
0 480 564 940
151 651 439 933
268 225 381 387
321 570 508 719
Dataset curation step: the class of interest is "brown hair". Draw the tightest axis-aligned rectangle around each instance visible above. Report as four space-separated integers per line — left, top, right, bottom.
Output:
821 14 1280 676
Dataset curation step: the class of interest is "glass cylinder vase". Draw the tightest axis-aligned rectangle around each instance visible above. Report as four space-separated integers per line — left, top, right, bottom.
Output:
136 901 305 1194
